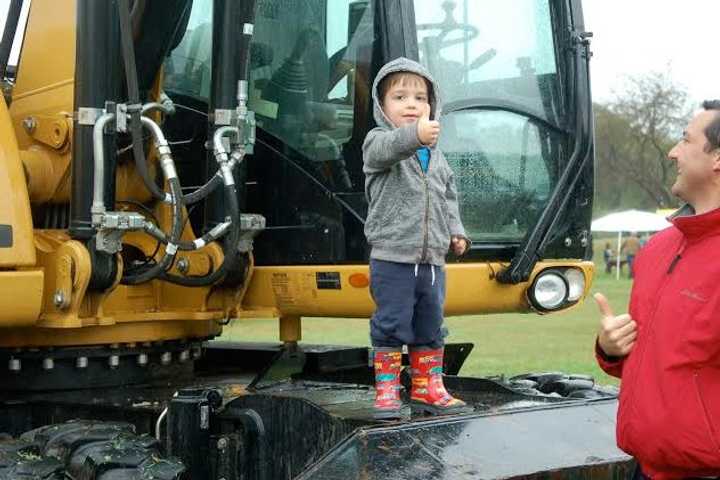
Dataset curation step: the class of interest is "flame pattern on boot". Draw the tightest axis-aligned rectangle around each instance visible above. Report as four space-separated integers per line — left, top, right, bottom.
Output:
409 347 470 414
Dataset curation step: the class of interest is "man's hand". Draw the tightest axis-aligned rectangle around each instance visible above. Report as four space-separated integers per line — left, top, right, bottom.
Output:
594 293 637 358
451 236 468 256
417 104 440 146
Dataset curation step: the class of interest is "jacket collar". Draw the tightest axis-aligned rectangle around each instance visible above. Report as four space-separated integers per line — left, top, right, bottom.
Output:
671 205 720 241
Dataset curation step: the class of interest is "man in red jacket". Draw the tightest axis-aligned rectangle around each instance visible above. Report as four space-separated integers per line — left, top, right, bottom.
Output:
595 100 720 480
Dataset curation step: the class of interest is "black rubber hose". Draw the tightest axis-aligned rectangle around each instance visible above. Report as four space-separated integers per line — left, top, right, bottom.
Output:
117 0 167 203
118 0 185 284
122 176 185 284
144 223 227 251
160 178 240 286
173 107 231 205
183 173 223 204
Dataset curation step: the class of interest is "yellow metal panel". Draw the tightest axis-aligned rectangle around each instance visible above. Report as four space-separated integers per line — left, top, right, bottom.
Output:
242 261 595 318
12 0 75 105
8 1 76 206
0 98 35 267
34 232 92 328
0 320 221 348
0 270 44 326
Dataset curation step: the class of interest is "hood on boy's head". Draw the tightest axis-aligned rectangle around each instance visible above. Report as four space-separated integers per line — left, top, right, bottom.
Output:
372 57 442 129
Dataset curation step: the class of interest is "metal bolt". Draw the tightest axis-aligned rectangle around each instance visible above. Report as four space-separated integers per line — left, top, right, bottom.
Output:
217 437 228 450
8 358 20 371
76 356 88 369
42 358 54 370
177 257 190 275
580 231 589 248
137 353 148 366
161 352 172 365
179 350 190 363
22 116 37 133
108 355 120 369
564 237 573 247
53 290 67 309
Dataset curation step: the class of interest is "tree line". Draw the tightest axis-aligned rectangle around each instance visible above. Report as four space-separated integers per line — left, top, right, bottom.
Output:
593 71 692 215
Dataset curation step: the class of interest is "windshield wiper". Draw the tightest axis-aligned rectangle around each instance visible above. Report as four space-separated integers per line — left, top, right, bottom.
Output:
443 97 567 135
496 28 593 284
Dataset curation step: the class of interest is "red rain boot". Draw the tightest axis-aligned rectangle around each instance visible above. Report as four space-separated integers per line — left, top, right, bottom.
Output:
373 348 405 419
409 346 473 415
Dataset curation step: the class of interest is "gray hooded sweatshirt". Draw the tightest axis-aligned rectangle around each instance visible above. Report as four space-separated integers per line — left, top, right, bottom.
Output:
363 57 468 266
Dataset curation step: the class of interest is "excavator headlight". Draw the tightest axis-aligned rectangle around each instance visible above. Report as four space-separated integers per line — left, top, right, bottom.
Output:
564 268 586 302
528 270 569 311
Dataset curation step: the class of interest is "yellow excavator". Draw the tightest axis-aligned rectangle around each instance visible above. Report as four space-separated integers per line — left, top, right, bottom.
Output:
0 0 631 478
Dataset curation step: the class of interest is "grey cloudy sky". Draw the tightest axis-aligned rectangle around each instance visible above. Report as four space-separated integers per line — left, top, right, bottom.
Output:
582 0 719 105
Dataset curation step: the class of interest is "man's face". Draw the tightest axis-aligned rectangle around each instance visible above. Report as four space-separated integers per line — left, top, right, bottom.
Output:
668 111 720 203
381 75 429 128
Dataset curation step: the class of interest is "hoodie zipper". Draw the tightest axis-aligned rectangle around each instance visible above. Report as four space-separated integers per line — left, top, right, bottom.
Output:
417 152 430 262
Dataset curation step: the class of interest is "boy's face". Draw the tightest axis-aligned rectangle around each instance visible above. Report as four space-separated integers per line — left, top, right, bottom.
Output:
381 74 429 128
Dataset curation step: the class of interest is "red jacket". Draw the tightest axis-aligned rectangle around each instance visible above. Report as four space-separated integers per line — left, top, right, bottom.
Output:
597 208 720 479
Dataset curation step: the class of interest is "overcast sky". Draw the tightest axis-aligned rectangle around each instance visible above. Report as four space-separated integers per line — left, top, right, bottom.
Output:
582 0 719 105
0 0 716 106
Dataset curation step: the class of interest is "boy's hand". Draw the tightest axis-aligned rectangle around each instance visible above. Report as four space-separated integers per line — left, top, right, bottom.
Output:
594 293 637 358
417 104 440 146
451 236 468 256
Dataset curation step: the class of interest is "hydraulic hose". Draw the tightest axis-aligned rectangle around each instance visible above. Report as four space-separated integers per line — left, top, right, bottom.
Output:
122 176 184 284
118 0 184 283
118 0 170 204
160 177 240 286
91 112 118 220
154 126 243 286
143 218 231 251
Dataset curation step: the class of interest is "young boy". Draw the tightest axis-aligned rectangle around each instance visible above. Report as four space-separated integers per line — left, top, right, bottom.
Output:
363 57 472 419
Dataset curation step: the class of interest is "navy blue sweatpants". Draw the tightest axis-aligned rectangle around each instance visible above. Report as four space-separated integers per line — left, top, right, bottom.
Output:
369 259 445 349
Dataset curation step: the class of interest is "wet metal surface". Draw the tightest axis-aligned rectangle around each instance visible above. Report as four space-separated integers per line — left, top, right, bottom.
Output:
0 342 627 479
298 399 632 480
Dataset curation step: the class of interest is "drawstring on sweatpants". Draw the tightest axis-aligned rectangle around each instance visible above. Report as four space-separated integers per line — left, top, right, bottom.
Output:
414 264 436 286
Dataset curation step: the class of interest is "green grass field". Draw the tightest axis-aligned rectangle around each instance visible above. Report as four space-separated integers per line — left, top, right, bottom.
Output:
219 240 632 386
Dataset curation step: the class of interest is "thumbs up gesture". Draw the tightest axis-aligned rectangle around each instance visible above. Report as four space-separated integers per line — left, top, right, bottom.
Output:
417 104 440 146
594 293 637 357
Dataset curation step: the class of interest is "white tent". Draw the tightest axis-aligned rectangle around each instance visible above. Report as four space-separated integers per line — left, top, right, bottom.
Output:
591 209 672 279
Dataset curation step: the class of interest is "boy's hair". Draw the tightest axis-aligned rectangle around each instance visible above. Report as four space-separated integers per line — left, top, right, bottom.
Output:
378 71 433 106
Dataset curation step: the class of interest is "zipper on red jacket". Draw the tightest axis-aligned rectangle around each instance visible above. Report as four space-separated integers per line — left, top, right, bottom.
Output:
666 242 686 274
623 240 686 409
